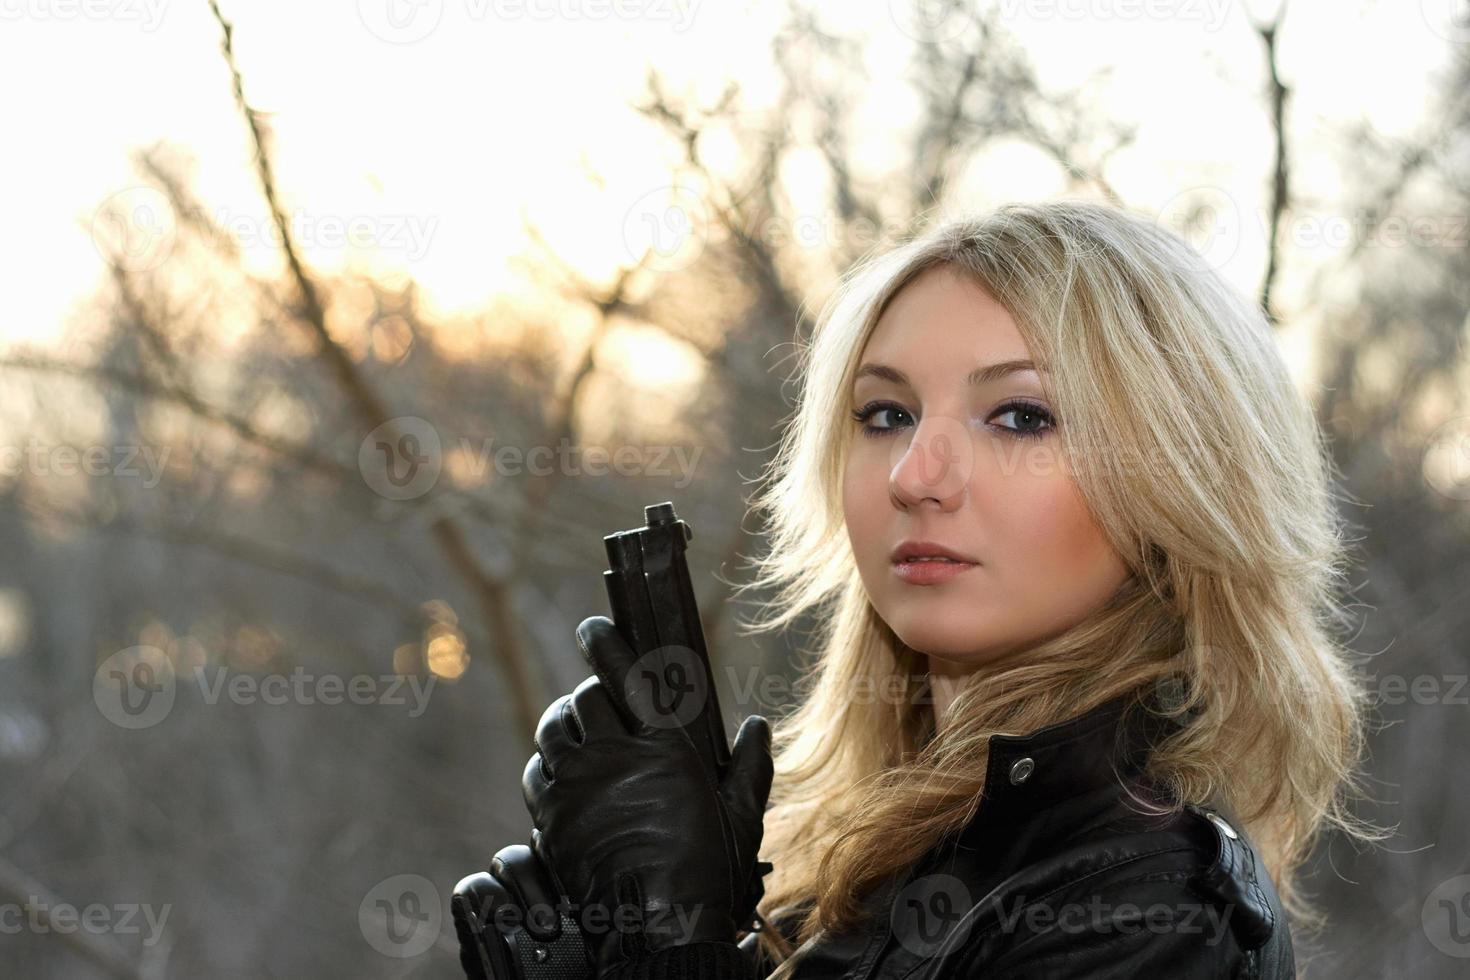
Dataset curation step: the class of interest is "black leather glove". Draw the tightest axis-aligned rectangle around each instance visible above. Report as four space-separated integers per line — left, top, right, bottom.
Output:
452 842 588 980
452 846 590 980
522 615 774 979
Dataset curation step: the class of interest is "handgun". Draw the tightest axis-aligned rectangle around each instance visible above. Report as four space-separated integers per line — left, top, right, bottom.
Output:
451 501 766 980
598 501 730 776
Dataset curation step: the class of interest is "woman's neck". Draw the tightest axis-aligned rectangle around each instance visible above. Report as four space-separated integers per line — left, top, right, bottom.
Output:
926 654 980 729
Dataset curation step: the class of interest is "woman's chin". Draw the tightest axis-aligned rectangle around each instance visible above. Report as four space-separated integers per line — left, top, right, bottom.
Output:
891 624 999 664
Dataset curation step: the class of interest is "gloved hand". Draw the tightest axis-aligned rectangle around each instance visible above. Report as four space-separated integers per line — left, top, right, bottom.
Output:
522 615 774 979
452 842 588 980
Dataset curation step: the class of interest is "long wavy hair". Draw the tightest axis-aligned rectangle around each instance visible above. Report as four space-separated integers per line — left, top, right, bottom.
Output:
732 199 1386 976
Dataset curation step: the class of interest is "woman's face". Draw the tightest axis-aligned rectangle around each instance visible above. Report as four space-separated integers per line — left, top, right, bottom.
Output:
841 263 1132 669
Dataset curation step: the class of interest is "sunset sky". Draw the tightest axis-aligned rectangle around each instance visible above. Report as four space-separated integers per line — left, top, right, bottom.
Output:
0 0 1457 389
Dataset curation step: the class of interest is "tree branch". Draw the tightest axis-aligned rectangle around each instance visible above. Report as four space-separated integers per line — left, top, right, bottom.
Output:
1255 3 1291 326
207 0 541 740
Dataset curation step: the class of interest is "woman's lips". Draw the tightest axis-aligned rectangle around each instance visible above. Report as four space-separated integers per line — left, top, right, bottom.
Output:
891 557 978 585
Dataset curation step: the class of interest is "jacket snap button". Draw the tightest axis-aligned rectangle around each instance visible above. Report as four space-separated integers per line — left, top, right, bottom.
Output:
1009 757 1034 784
1205 811 1239 839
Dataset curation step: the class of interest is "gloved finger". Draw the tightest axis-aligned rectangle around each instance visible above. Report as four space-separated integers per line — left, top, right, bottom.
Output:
451 869 512 933
574 616 645 733
532 694 581 776
451 869 518 979
529 827 555 880
522 750 553 822
527 829 573 912
490 843 563 942
720 714 775 828
567 673 628 742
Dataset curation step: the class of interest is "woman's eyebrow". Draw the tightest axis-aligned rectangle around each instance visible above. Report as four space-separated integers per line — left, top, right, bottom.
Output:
853 359 1046 388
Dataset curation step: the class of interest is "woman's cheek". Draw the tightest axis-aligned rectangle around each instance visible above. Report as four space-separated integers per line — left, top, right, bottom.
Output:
1027 478 1127 612
841 454 883 572
978 459 1083 570
970 438 1058 521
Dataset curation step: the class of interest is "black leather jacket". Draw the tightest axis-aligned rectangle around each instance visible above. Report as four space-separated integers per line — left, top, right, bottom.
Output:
738 693 1295 979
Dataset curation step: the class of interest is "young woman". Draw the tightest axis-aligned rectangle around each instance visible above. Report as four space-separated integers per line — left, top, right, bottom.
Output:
502 200 1383 980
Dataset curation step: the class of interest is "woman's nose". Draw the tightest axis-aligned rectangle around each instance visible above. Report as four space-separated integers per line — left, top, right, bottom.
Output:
889 414 972 511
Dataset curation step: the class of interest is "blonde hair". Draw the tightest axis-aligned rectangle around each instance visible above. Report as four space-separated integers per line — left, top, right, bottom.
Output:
733 199 1386 975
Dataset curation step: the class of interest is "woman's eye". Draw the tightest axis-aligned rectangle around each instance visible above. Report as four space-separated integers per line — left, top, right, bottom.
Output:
989 400 1055 439
852 400 1055 439
850 401 912 437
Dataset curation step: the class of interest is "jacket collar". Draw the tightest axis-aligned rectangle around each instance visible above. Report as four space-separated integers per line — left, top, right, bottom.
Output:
743 687 1196 976
952 688 1188 852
